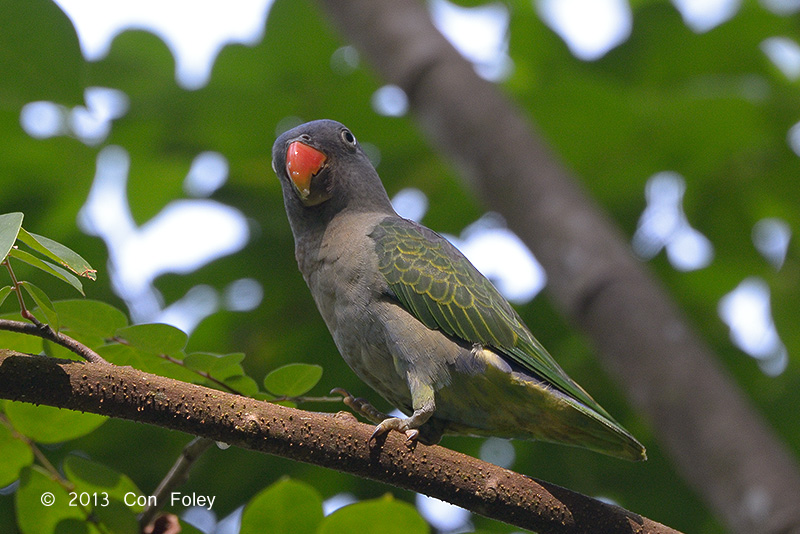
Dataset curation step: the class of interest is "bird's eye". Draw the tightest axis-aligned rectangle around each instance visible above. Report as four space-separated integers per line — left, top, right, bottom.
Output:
340 129 357 146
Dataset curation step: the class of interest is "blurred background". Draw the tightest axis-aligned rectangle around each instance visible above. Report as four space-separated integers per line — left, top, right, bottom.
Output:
2 0 800 532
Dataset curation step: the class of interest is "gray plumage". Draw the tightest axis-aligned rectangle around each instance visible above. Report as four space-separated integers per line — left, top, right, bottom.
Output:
272 119 645 460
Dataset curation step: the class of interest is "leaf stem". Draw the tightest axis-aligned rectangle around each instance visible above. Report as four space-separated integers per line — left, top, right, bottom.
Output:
2 258 32 321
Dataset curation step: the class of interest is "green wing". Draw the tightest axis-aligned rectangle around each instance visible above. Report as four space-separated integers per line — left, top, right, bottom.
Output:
371 217 615 421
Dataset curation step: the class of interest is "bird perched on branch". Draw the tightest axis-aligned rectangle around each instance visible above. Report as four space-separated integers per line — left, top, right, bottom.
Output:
272 119 646 461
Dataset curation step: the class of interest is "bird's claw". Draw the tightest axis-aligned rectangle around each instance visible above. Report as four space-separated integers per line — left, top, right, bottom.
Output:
332 389 420 444
404 428 419 441
369 417 419 444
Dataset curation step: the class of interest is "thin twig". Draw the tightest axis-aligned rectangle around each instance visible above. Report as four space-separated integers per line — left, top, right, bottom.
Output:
0 318 109 365
139 437 215 529
2 258 108 364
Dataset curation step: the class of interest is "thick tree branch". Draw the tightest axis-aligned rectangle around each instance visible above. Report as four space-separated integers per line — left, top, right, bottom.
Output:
0 350 678 534
313 1 800 533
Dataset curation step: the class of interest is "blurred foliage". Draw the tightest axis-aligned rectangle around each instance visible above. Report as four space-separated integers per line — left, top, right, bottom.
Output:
1 0 800 532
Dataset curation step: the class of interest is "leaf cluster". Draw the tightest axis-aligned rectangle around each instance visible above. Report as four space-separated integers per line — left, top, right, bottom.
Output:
1 212 95 319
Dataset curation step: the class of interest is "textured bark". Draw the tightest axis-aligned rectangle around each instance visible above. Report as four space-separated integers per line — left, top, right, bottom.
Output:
313 1 800 533
0 349 678 534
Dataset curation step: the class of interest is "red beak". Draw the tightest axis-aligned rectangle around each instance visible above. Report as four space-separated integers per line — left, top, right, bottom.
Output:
286 141 327 198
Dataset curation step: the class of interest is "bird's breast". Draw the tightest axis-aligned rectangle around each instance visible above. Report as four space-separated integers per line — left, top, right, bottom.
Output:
295 213 408 396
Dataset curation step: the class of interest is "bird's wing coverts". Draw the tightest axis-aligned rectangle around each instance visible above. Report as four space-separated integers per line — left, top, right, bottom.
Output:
371 217 616 421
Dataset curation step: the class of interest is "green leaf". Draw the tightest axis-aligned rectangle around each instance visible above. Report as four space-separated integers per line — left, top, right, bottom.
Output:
17 228 96 280
94 343 148 368
16 466 85 534
240 478 323 534
145 357 198 382
0 285 12 307
263 363 323 397
115 323 188 355
0 212 23 262
0 0 84 106
64 455 145 513
0 423 34 487
182 352 218 372
8 248 84 294
318 494 429 534
211 353 247 379
4 401 107 444
19 281 59 331
222 374 259 397
54 299 129 339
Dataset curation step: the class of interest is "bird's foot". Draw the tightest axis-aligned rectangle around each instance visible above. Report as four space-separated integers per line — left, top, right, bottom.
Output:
370 417 419 443
331 389 420 443
331 388 390 424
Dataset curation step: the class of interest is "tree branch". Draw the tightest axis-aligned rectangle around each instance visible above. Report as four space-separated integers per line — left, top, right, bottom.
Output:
312 1 800 533
0 317 109 365
0 349 678 534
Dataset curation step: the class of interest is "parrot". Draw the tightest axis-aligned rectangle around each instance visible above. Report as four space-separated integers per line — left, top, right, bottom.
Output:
271 119 646 461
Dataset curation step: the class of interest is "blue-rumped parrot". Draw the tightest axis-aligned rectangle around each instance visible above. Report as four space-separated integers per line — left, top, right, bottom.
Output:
272 119 646 461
